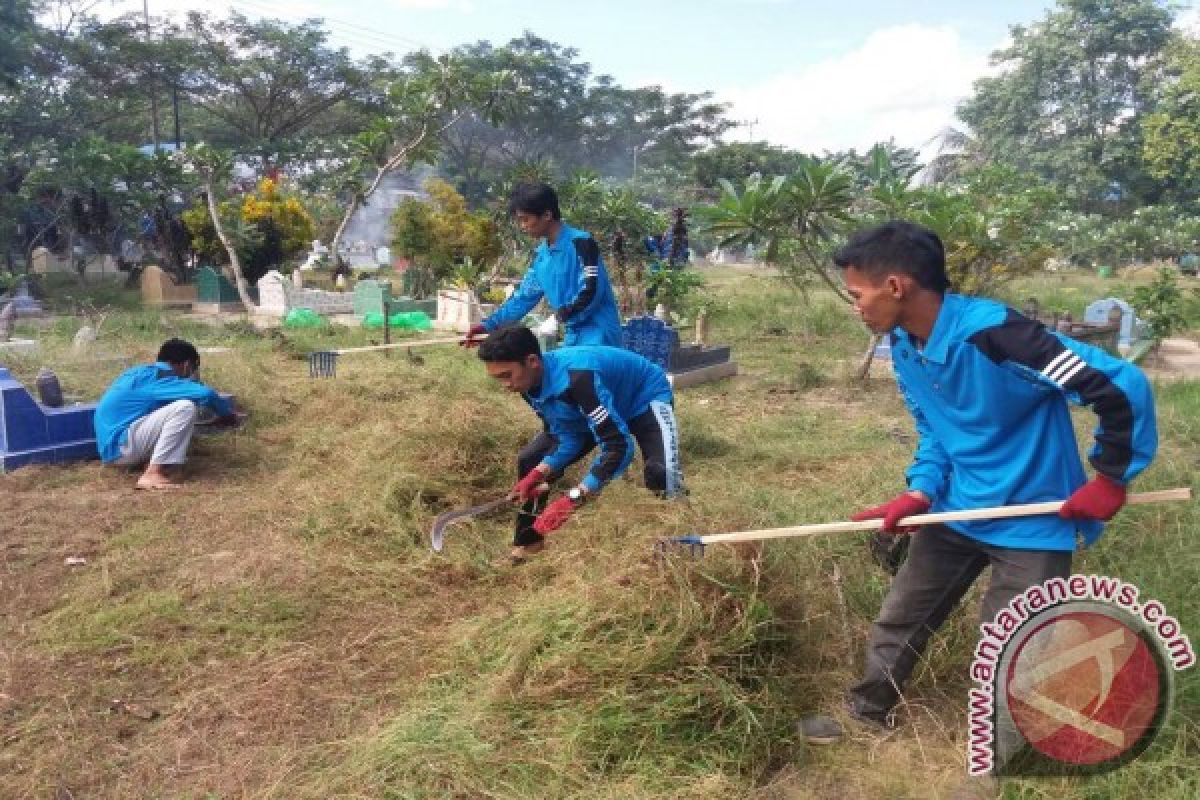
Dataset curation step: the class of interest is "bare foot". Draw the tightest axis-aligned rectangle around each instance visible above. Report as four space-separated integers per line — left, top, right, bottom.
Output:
136 464 183 490
135 478 182 491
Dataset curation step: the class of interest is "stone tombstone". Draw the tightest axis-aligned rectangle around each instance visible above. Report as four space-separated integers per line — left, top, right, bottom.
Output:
1083 297 1138 345
72 325 96 353
140 265 197 307
292 269 304 288
10 282 43 316
353 279 392 317
256 270 290 315
0 301 13 342
435 288 485 332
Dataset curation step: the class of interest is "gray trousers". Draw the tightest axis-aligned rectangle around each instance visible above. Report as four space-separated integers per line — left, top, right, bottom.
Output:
848 523 1072 723
114 399 198 467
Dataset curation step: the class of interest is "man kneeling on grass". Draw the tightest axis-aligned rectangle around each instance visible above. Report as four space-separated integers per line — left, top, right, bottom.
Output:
94 338 239 490
478 324 684 562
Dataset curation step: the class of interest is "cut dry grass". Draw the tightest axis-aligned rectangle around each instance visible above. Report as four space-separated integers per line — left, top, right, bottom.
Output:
0 268 1196 799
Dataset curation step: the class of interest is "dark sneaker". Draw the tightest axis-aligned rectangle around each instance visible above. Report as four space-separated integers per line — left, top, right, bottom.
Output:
797 714 844 745
798 709 894 745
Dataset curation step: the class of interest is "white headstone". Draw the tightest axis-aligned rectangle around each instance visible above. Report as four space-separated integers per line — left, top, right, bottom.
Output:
72 324 96 353
257 270 290 314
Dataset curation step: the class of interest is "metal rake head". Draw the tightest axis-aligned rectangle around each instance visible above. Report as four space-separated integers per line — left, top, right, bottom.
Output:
654 534 706 559
309 351 338 378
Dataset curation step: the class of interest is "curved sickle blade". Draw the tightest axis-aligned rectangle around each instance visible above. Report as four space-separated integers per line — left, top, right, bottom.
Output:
430 496 510 553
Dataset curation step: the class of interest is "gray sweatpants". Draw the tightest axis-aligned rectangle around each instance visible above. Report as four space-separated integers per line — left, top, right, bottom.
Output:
848 523 1072 724
114 399 198 467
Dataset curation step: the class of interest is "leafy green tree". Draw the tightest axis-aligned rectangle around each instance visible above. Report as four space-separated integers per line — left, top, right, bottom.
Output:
698 161 855 301
1132 268 1191 341
390 178 502 297
1142 35 1200 207
690 141 809 190
178 12 385 167
329 51 508 265
440 33 730 200
179 143 258 309
959 0 1173 210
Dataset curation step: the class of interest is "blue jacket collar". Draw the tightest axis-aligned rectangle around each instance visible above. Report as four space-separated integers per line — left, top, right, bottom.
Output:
898 293 957 364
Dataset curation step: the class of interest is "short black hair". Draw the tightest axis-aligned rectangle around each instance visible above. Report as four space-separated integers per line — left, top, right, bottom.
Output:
157 337 199 366
832 220 949 293
507 183 561 220
477 324 541 363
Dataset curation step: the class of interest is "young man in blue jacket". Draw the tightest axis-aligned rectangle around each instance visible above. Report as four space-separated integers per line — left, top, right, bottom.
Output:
478 324 683 561
465 183 622 348
799 221 1158 744
94 338 237 489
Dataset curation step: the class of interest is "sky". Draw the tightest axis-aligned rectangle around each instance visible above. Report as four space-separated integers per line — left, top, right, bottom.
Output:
97 0 1200 156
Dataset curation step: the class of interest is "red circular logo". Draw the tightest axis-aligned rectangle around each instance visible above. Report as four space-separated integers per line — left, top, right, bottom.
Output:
1005 610 1164 766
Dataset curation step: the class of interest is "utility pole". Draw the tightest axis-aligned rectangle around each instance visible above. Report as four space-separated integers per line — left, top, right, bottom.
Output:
144 0 161 150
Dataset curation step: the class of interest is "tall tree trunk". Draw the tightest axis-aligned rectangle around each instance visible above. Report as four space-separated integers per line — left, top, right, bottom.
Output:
203 181 257 311
330 192 362 268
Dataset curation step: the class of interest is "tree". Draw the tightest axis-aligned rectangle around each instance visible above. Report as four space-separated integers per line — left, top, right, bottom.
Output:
327 51 507 266
180 143 257 310
1142 35 1200 208
698 161 855 302
690 141 809 190
390 178 502 297
183 176 315 286
178 12 385 168
958 0 1174 210
439 33 731 200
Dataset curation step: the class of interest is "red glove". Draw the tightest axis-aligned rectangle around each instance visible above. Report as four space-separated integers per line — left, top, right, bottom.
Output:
851 492 931 533
1059 475 1126 521
462 323 488 348
510 468 549 502
533 495 576 535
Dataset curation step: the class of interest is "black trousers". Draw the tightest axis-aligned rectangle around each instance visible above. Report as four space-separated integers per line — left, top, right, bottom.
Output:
513 408 677 546
848 523 1072 723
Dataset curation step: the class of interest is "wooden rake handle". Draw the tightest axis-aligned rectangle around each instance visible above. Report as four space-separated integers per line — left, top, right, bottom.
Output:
331 336 465 356
692 488 1192 546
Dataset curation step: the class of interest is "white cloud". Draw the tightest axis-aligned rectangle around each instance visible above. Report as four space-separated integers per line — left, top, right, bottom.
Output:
718 23 989 154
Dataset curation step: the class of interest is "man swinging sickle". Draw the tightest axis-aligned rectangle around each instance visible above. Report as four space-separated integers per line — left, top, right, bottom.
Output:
477 324 684 561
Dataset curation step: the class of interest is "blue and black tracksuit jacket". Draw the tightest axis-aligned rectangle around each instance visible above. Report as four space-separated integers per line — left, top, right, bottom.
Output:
524 346 672 493
892 294 1157 551
483 223 622 347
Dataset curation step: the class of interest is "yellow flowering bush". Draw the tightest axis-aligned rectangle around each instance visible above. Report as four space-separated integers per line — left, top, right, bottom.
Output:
183 177 316 284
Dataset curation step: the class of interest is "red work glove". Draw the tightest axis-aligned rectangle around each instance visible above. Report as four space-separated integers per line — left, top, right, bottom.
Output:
510 468 550 502
533 495 576 535
1059 475 1127 521
852 491 931 533
462 323 488 348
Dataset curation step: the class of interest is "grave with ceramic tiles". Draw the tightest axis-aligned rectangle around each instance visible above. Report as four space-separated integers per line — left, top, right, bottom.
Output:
621 315 737 389
194 266 257 313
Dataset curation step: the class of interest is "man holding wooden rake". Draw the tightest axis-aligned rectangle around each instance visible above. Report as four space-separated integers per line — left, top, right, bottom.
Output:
798 221 1158 745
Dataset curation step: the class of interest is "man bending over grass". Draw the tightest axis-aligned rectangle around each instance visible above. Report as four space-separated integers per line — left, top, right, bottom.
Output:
464 183 622 349
94 338 238 490
799 221 1158 747
478 324 684 562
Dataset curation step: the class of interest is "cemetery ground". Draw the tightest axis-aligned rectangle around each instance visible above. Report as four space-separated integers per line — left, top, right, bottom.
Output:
1 268 1198 800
